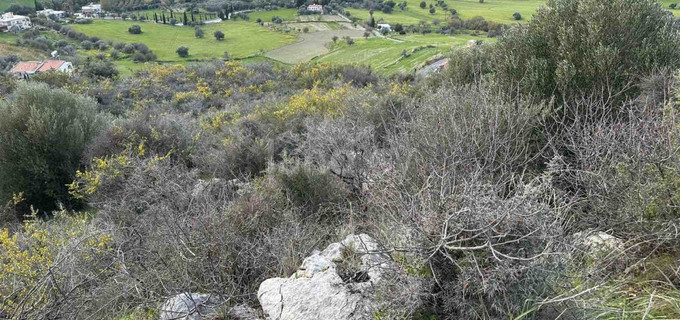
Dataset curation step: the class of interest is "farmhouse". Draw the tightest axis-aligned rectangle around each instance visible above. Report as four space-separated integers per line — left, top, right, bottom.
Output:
10 60 73 79
37 9 67 19
377 23 391 32
81 3 102 16
307 4 323 12
0 13 32 32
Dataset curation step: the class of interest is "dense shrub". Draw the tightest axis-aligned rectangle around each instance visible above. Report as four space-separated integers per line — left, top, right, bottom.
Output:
194 27 204 38
488 0 680 103
0 83 103 215
80 40 94 50
214 30 225 40
128 24 142 34
83 59 119 78
176 46 189 57
0 54 19 71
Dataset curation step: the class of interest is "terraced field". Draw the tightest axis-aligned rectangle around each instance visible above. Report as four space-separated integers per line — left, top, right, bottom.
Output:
315 33 486 74
266 28 365 64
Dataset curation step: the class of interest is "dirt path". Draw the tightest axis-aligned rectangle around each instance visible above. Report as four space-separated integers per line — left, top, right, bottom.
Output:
265 29 364 64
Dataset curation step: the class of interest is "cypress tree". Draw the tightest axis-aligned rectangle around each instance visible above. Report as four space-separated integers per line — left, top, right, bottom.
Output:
191 11 195 22
184 11 188 24
162 12 166 24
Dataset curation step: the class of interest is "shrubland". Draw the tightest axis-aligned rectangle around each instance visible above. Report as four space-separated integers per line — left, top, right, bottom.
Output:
1 0 680 318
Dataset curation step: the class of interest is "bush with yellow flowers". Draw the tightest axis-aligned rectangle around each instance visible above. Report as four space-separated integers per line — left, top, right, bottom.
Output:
0 210 114 317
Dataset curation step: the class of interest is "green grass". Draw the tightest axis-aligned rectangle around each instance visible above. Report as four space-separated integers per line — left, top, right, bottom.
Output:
314 33 484 74
347 0 679 25
0 0 34 12
659 0 680 16
249 9 298 22
347 0 546 25
70 20 296 62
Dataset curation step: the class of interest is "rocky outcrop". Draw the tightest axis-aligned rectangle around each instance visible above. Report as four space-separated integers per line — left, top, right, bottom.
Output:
574 230 624 257
159 292 220 320
257 234 394 320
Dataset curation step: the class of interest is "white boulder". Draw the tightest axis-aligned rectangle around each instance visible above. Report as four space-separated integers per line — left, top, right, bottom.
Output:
257 234 393 320
159 292 220 320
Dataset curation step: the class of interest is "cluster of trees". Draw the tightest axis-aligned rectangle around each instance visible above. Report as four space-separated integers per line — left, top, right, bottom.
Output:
36 17 157 63
1 0 680 319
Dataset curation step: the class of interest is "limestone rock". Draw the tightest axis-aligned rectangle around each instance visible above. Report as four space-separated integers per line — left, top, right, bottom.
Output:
575 230 624 257
228 304 261 320
159 292 220 320
257 234 393 320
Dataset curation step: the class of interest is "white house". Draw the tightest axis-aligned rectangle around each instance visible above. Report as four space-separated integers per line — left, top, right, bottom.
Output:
81 3 102 16
10 60 73 79
377 23 391 32
37 9 67 18
0 13 32 32
307 4 323 12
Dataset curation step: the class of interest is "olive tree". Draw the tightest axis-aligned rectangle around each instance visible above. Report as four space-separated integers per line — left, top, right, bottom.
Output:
489 0 680 103
0 83 104 215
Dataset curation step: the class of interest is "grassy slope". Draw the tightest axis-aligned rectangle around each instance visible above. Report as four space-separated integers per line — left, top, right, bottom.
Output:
249 9 298 22
0 0 34 12
315 33 485 74
347 0 544 25
70 20 296 62
348 0 679 25
0 32 48 60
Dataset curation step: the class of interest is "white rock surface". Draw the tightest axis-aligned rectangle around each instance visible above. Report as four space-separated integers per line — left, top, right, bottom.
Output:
257 234 393 320
575 230 624 256
159 292 220 320
228 304 261 320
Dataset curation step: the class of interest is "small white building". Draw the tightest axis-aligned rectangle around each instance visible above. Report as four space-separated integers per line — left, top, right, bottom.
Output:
37 9 67 18
0 13 32 32
307 4 323 12
10 60 73 79
377 23 391 32
81 3 102 16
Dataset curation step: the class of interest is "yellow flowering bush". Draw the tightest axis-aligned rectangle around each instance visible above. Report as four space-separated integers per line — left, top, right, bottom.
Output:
199 111 242 132
273 85 350 121
0 211 114 315
69 153 131 199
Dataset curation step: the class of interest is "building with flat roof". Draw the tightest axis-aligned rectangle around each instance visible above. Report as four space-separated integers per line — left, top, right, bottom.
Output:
81 3 102 16
37 9 67 18
307 4 323 12
0 13 32 32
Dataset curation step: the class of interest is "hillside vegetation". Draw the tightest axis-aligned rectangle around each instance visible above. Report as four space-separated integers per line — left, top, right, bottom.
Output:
1 0 680 318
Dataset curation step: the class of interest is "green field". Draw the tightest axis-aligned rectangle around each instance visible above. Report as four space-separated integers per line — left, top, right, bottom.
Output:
70 20 297 62
348 0 679 25
249 9 298 22
315 33 484 74
0 0 33 11
660 0 680 16
347 0 545 25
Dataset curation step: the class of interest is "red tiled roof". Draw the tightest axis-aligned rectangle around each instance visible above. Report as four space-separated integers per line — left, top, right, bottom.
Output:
37 60 65 72
10 61 42 73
